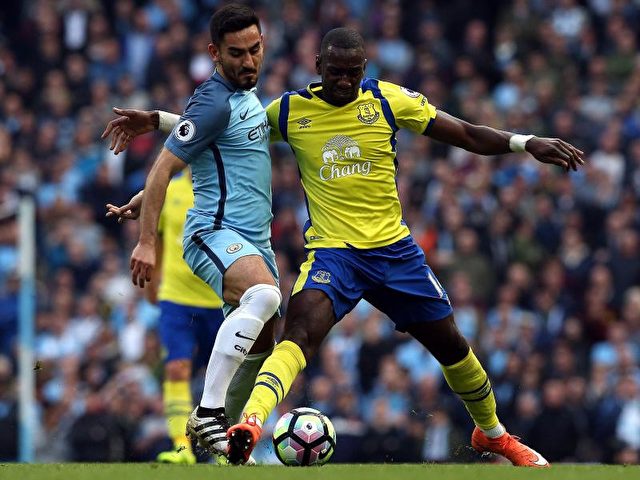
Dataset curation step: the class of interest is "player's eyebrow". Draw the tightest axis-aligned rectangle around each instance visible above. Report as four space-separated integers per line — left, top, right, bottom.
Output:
228 41 261 54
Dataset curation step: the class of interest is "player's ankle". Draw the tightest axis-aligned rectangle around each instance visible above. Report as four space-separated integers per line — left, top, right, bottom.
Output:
197 405 225 417
481 423 506 439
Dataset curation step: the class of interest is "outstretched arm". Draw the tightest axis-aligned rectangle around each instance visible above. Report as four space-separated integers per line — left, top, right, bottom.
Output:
101 107 180 154
130 147 186 288
428 110 584 171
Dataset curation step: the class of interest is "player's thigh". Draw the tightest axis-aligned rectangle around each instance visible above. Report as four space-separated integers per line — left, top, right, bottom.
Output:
158 301 199 363
363 236 453 327
184 228 279 307
287 248 364 359
223 255 276 304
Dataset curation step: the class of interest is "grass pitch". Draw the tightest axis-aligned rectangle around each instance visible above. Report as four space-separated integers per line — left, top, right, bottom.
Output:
0 463 638 480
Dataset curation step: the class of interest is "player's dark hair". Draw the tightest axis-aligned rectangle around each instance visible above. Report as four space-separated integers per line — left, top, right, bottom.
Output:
209 4 261 45
320 28 365 55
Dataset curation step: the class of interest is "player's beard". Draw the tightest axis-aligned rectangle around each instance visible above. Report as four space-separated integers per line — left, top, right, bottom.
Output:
218 60 258 90
237 68 258 89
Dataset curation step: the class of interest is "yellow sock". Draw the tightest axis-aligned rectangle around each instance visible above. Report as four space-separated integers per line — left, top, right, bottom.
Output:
440 349 500 431
163 380 193 450
243 340 306 424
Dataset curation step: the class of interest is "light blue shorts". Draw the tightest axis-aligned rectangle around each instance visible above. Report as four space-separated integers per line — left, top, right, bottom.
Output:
183 227 279 314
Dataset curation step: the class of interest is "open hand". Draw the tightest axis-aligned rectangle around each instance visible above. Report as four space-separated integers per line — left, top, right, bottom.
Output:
526 137 585 172
101 107 157 155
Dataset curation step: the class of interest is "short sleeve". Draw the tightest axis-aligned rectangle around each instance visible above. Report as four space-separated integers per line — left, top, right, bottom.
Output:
164 88 231 164
379 80 438 135
266 97 283 143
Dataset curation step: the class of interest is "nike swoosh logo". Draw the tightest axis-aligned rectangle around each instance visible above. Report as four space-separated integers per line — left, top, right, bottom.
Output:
235 331 256 341
531 450 549 466
239 109 249 120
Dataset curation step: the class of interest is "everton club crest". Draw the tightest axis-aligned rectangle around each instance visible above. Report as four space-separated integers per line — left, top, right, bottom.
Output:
357 103 380 125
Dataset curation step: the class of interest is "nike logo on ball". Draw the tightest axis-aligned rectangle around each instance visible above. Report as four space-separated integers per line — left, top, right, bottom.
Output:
235 331 256 341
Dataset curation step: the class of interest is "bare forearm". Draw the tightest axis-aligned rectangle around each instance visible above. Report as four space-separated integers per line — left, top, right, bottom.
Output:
430 111 516 156
138 167 170 245
428 110 584 171
458 124 512 155
138 149 185 244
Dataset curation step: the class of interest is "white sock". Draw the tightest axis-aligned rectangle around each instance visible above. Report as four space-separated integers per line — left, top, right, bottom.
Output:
200 284 280 409
481 423 506 438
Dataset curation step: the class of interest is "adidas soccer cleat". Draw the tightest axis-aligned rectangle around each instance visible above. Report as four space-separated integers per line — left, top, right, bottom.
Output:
227 414 262 465
471 427 550 467
156 447 196 464
185 407 230 456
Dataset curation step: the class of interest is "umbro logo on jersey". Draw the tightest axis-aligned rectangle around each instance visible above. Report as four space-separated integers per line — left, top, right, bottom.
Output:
240 109 249 120
297 118 312 129
226 243 243 254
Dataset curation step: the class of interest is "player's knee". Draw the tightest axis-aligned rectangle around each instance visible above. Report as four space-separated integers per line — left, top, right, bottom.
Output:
165 359 191 381
240 283 281 322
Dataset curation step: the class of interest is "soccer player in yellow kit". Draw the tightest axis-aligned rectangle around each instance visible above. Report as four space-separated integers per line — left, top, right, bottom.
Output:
104 28 583 467
226 28 583 467
106 169 272 464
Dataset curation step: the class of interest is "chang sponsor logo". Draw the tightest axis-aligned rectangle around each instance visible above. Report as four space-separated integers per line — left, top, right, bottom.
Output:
319 135 372 181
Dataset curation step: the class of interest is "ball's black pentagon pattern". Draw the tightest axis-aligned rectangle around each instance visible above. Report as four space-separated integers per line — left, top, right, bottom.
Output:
273 408 336 466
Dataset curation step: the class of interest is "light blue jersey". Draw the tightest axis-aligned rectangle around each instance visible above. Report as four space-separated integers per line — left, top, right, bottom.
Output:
164 70 278 308
165 70 272 244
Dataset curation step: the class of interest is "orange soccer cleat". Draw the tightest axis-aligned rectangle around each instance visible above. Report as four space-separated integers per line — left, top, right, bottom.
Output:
227 414 263 465
471 427 550 467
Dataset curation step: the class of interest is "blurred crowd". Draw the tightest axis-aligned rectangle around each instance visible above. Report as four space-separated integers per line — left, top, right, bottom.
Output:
1 0 640 465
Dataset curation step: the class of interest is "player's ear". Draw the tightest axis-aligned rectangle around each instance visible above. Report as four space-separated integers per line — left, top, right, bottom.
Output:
208 43 220 63
315 54 321 75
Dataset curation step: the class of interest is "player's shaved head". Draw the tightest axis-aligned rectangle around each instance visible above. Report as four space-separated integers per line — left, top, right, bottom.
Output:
320 28 365 56
316 28 366 106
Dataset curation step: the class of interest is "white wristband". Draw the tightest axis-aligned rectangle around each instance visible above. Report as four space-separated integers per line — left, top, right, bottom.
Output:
509 134 535 152
158 111 180 133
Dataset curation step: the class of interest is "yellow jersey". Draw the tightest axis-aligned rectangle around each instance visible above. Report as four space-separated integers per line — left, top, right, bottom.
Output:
157 171 223 308
267 78 437 249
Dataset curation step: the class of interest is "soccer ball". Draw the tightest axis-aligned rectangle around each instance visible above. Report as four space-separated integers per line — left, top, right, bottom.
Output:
272 407 336 466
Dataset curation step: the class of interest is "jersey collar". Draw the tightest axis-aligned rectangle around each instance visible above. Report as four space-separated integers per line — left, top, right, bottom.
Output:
306 80 364 106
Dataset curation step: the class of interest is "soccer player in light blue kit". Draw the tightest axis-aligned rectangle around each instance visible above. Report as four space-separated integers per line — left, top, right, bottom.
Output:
128 5 281 456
